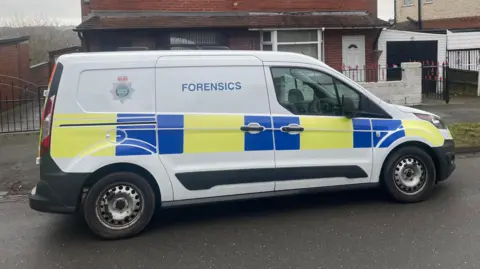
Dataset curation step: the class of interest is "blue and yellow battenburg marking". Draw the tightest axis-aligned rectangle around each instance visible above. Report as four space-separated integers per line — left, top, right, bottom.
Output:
116 114 157 156
157 114 273 154
50 113 444 158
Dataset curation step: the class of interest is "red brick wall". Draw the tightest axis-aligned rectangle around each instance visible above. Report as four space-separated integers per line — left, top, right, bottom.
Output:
0 42 31 105
365 0 377 18
324 29 378 71
0 44 20 78
423 16 480 29
0 43 21 103
18 42 30 82
30 63 50 86
82 0 377 18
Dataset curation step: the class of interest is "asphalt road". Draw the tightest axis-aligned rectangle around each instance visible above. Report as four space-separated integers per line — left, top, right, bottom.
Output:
1 155 480 269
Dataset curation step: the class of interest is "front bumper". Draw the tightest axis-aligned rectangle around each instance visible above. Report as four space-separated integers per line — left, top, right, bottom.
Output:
433 139 456 182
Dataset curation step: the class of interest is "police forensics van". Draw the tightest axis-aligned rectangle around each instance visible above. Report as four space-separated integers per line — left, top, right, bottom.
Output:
30 51 456 239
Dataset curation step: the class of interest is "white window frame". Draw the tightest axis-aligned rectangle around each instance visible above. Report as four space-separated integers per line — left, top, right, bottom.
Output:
403 0 414 6
260 29 324 61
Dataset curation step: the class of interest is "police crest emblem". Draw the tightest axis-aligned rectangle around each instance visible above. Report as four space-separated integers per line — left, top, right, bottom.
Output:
111 76 135 104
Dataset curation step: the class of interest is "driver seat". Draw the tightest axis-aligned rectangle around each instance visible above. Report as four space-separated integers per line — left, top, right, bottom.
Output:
287 89 304 114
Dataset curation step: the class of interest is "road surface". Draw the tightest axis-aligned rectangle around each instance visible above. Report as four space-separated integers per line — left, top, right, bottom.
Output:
1 154 480 269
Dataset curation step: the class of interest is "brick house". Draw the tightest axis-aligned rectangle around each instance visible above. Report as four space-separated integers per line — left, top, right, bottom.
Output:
0 36 31 104
75 0 390 72
395 0 480 31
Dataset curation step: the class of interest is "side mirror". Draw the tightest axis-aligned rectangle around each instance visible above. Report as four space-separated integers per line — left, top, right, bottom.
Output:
341 95 356 118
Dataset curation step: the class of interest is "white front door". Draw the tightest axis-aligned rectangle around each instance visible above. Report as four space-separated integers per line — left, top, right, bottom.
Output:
342 35 366 82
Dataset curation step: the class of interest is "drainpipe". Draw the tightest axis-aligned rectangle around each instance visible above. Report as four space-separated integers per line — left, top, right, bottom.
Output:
394 0 397 25
418 0 423 29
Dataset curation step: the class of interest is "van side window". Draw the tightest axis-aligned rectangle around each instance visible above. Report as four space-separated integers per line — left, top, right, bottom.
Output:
271 67 360 116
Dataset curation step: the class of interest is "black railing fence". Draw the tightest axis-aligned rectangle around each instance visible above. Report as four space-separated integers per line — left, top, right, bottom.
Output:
0 75 47 133
340 65 403 83
421 63 449 102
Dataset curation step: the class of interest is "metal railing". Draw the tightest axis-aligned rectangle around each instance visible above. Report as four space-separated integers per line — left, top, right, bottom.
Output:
447 49 480 71
0 85 46 133
340 65 403 83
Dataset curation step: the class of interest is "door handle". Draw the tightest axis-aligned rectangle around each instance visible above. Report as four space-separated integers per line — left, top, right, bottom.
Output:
281 125 304 132
240 123 265 132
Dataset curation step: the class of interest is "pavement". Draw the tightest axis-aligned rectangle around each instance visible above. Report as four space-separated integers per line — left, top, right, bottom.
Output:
0 132 38 194
0 154 479 269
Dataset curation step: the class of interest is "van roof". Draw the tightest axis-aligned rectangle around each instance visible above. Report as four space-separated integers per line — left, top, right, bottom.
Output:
57 50 327 67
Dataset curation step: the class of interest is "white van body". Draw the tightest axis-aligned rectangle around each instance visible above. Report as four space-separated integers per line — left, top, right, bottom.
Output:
30 51 456 239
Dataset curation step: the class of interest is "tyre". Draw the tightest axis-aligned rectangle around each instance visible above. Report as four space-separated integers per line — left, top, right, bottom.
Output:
83 172 156 240
382 146 436 203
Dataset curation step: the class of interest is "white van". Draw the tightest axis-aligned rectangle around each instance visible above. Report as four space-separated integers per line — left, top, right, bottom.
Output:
29 51 456 239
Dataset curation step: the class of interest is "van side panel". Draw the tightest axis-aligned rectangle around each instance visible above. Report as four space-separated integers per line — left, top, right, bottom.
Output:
155 55 275 201
50 62 174 202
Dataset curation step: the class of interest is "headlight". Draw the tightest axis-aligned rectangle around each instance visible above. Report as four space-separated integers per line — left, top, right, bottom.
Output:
414 113 447 129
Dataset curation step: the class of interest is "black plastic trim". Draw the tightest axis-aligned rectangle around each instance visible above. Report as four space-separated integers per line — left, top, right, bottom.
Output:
433 139 456 182
163 182 379 208
176 166 368 191
281 126 305 132
240 126 265 132
47 63 63 98
59 121 156 127
30 152 90 214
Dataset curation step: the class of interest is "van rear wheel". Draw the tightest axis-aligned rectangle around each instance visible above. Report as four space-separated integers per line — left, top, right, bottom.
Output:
382 146 436 203
83 172 155 240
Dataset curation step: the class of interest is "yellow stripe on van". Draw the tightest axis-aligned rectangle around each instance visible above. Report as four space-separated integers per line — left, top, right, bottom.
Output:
183 114 244 153
299 116 353 150
402 119 444 147
53 113 117 126
51 113 117 158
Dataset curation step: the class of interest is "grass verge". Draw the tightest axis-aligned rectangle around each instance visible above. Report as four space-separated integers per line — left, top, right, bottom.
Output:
449 123 480 148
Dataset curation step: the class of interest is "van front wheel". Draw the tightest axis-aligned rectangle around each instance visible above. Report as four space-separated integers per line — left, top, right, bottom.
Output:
83 172 156 240
382 146 436 203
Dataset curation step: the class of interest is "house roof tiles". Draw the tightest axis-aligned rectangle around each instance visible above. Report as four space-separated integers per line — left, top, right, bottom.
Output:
76 11 391 31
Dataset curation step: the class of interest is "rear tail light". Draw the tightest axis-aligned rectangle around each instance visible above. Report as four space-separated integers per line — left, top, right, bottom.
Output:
39 95 56 157
37 63 62 163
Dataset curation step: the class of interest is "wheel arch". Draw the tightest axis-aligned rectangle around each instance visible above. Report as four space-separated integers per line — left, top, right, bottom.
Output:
82 163 162 206
380 141 440 183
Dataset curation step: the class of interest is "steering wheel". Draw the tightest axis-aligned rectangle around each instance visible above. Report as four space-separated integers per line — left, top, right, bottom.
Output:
293 101 310 114
309 98 338 115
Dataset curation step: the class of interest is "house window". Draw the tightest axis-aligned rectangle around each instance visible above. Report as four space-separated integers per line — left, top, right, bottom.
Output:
403 0 413 5
261 30 323 61
169 31 228 50
424 0 433 3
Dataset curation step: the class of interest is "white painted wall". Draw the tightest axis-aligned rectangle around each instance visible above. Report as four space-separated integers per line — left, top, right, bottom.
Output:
377 29 447 68
447 30 480 50
359 62 422 106
478 71 480 96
